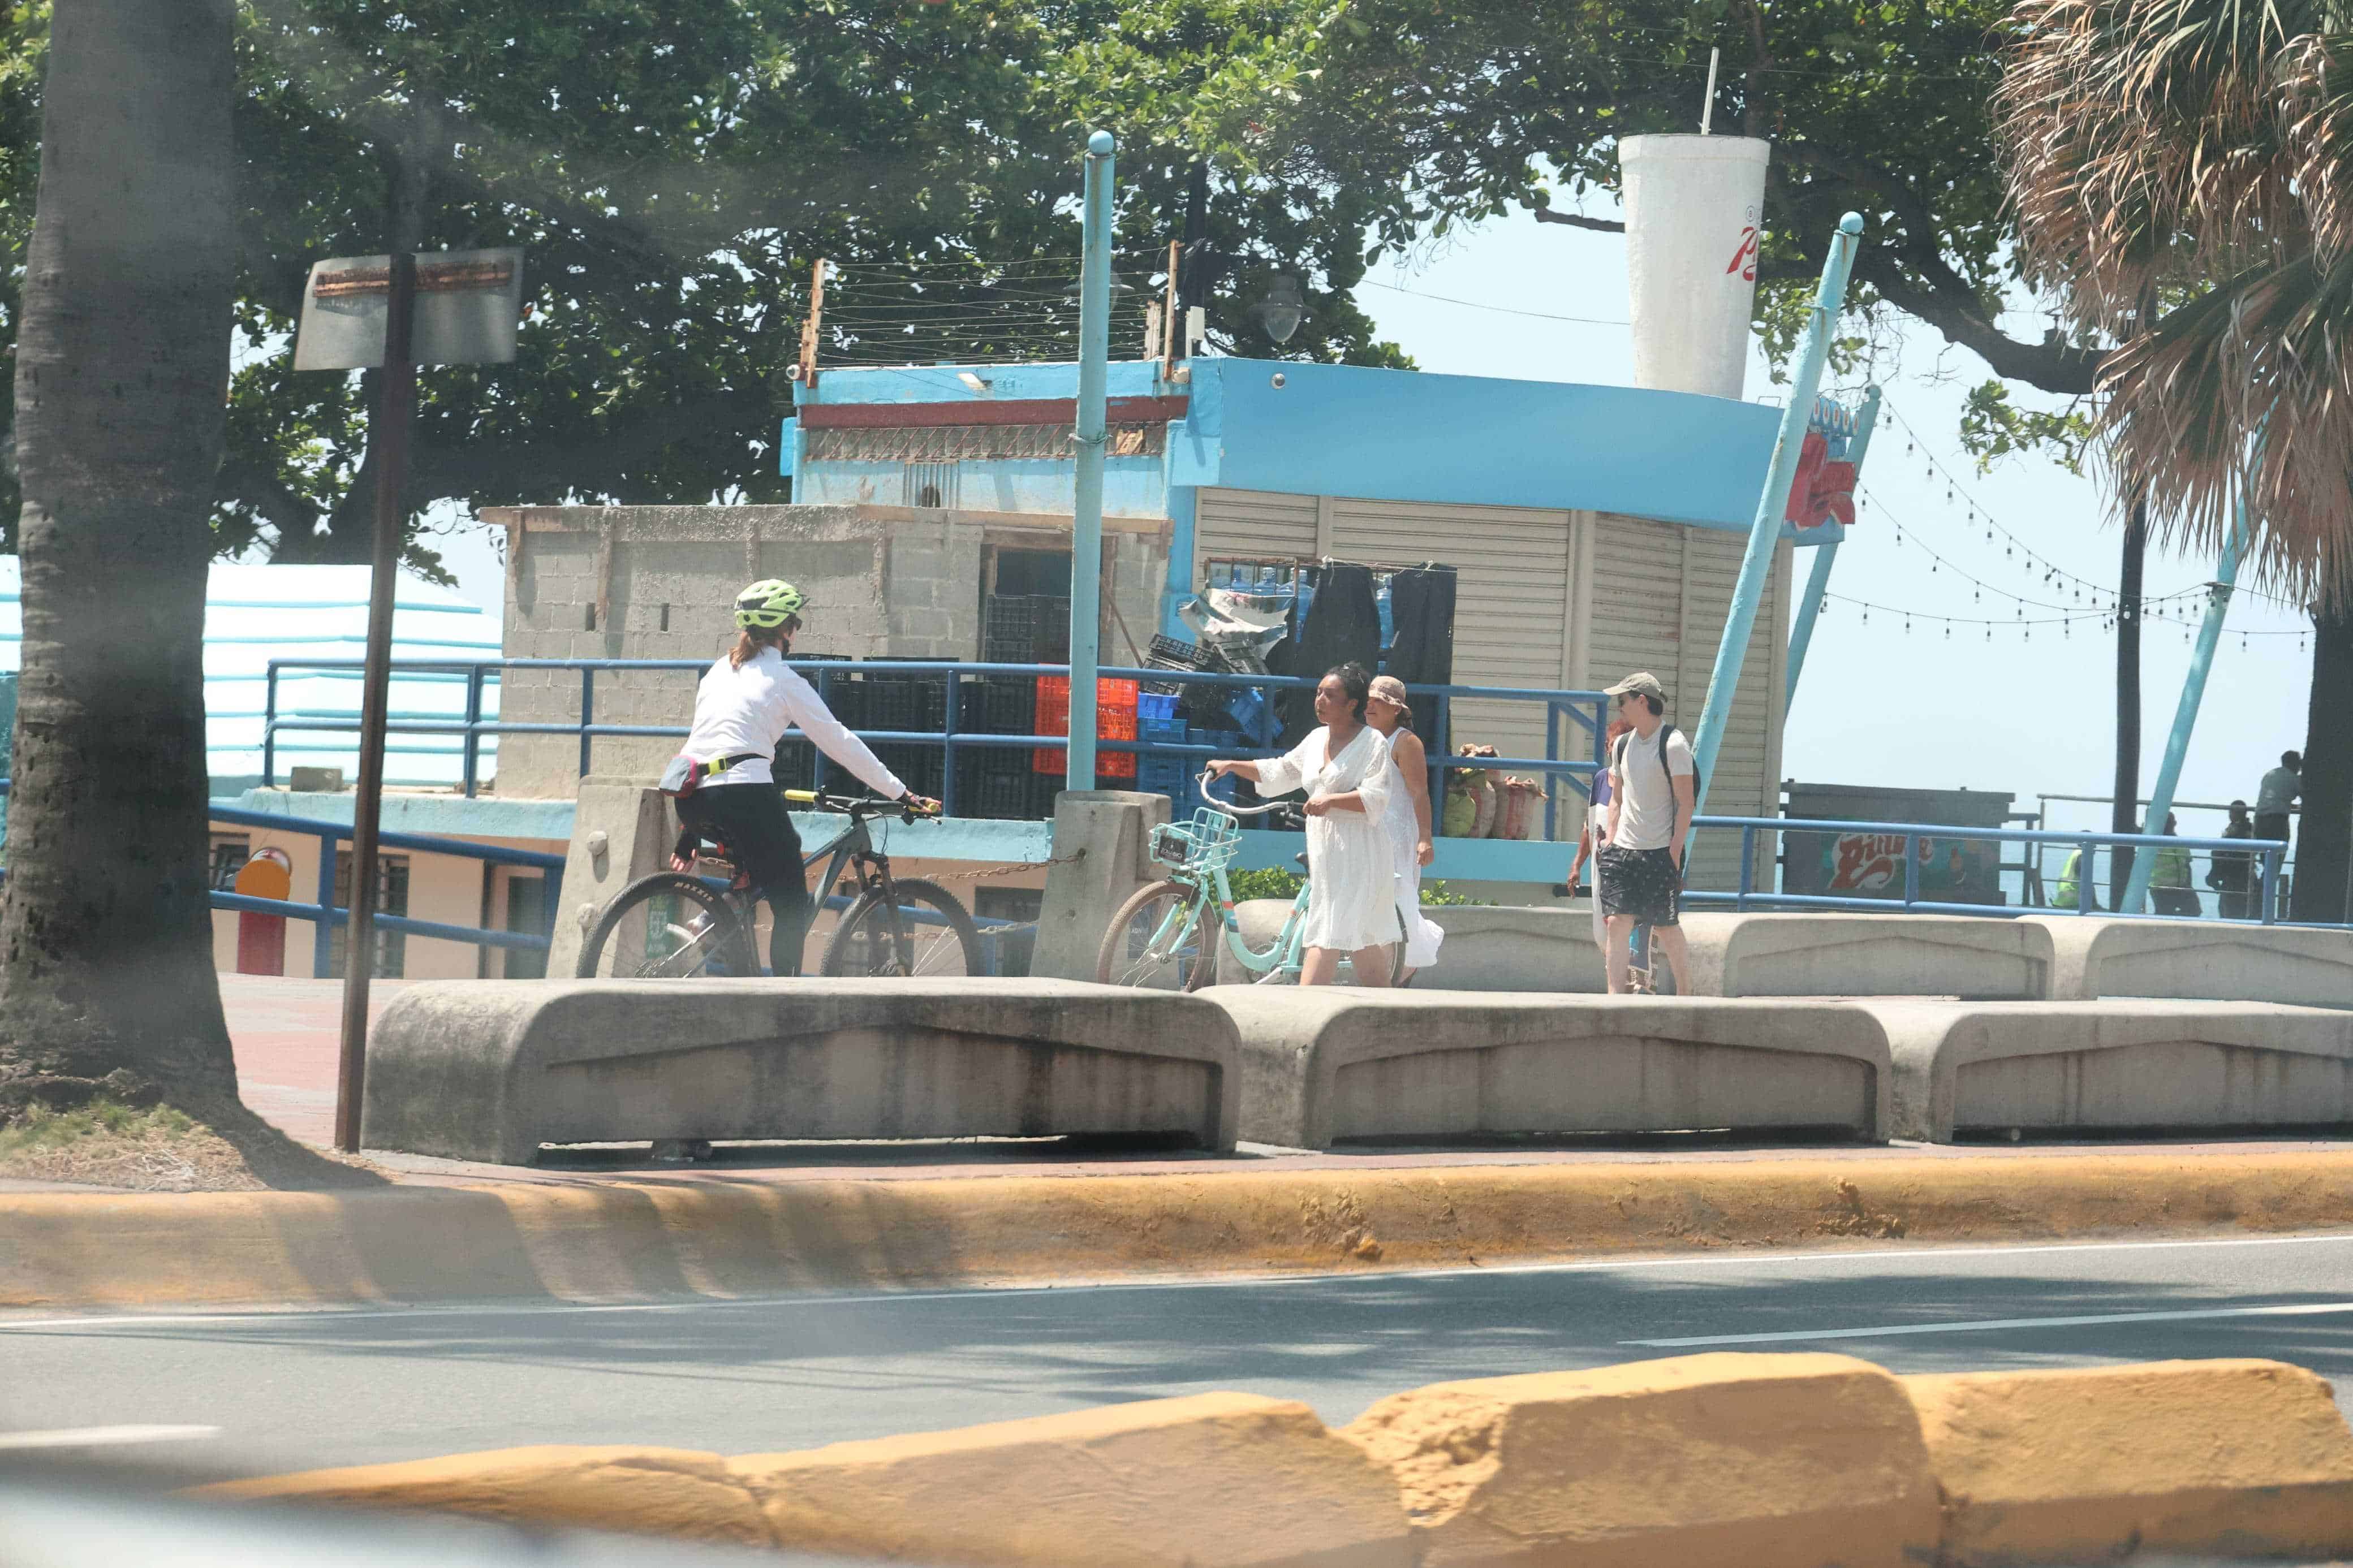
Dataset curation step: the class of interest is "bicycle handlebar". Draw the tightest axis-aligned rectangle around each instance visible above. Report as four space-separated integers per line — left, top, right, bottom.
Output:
1197 770 1303 828
783 788 937 824
1198 769 1290 816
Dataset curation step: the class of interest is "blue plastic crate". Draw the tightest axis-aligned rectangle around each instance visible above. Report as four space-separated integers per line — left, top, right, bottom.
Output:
1138 690 1180 723
1225 687 1269 738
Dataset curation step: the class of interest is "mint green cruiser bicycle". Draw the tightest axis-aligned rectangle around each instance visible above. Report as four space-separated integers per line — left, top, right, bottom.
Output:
1095 773 1406 990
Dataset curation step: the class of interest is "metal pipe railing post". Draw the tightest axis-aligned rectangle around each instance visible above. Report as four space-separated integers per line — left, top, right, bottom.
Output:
462 666 484 798
2262 845 2283 924
313 832 339 979
942 668 962 816
1903 831 1920 910
262 663 280 787
1738 826 1755 909
578 668 595 780
2077 839 2096 913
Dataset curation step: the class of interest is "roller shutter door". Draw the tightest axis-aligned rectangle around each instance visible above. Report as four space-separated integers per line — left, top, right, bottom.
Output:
1328 497 1571 770
1675 530 1789 891
1194 487 1318 567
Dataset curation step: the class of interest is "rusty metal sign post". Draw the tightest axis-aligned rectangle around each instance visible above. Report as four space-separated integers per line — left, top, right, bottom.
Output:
292 248 524 1154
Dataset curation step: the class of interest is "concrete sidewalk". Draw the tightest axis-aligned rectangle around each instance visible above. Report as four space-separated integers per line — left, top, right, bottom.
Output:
223 975 409 1150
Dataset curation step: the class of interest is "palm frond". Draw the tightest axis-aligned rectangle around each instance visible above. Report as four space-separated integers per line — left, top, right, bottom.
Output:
2100 249 2353 603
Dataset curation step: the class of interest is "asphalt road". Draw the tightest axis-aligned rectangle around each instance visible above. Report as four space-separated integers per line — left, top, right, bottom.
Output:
6 1231 2353 1481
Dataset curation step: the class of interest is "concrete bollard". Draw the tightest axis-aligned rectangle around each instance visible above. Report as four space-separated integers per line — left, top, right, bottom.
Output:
545 779 671 978
1031 790 1172 980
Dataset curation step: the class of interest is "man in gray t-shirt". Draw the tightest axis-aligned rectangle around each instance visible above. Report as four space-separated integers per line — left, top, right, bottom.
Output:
1598 671 1696 994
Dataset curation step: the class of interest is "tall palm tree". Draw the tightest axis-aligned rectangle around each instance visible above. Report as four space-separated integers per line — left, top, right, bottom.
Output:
1999 0 2353 920
0 0 240 1111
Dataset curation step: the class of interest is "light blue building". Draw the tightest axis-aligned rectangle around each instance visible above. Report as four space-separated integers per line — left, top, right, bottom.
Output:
779 354 1833 889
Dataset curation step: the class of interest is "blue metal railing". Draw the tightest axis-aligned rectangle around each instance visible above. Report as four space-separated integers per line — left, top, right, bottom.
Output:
260 656 1613 835
0 780 567 976
1691 814 2300 926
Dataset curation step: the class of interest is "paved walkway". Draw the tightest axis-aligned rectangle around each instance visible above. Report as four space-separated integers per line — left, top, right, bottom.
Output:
222 975 408 1150
216 974 2353 1189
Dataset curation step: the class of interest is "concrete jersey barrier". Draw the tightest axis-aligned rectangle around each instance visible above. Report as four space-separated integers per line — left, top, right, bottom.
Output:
1678 912 2053 999
1201 990 1891 1148
1855 997 2353 1142
2024 914 2353 1008
364 977 1242 1164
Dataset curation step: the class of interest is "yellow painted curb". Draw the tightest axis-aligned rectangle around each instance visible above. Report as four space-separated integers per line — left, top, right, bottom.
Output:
189 1357 2353 1567
7 1148 2353 1310
1906 1359 2353 1565
1339 1353 1940 1568
194 1445 773 1547
732 1392 1412 1568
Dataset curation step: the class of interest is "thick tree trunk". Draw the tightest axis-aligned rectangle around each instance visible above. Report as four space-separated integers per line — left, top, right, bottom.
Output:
0 0 238 1109
2291 606 2352 925
2109 501 2146 909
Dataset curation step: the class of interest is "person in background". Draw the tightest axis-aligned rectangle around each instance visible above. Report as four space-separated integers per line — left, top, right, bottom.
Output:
2209 800 2255 920
2055 845 2088 912
1208 663 1395 987
1566 716 1634 957
2256 750 2301 897
1597 672 1693 996
2148 813 2200 918
1364 675 1444 984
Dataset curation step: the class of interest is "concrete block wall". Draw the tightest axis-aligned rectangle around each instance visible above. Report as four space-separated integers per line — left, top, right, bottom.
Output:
490 504 1169 801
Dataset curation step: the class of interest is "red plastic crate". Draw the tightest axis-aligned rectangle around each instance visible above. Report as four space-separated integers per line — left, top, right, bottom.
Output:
1034 676 1138 777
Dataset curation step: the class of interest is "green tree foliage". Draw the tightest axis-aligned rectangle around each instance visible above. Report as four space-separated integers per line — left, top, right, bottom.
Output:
1232 0 2106 404
0 0 1407 574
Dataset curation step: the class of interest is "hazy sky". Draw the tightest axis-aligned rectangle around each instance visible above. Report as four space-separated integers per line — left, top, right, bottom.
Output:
423 203 2314 840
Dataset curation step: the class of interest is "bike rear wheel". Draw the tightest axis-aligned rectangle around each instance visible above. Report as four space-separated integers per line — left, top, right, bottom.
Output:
820 877 984 977
1096 879 1220 989
575 872 760 979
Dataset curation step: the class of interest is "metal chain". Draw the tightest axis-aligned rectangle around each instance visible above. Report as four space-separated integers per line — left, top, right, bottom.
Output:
921 848 1087 884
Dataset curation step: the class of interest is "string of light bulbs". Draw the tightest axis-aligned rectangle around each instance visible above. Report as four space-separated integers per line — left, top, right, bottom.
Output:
1819 588 2313 647
1859 482 2213 623
1871 398 2318 620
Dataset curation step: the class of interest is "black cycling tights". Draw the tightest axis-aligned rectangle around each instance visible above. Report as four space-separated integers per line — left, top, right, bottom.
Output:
675 783 815 977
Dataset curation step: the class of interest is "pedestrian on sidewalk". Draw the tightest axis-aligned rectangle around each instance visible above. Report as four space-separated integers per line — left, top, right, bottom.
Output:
1364 675 1445 984
2148 813 2200 918
1597 672 1693 996
1208 663 1395 987
1566 716 1635 956
2209 800 2255 919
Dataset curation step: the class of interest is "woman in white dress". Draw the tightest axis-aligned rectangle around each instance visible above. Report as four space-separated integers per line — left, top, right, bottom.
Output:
1208 663 1397 986
1364 675 1444 983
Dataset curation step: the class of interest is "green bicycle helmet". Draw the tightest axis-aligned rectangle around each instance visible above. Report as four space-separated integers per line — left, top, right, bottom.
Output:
734 578 806 629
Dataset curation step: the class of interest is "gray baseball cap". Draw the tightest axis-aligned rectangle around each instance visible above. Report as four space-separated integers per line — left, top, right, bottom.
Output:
1605 671 1666 702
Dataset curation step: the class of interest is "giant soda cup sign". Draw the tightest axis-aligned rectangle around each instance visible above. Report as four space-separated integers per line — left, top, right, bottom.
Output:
1620 135 1771 401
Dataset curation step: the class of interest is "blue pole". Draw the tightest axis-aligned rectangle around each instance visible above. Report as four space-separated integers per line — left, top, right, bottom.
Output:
1067 129 1114 792
1786 384 1881 710
2119 495 2250 912
1690 214 1866 822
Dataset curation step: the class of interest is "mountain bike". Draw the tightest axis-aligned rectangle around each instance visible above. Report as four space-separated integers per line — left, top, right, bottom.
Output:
1096 773 1406 989
575 789 981 980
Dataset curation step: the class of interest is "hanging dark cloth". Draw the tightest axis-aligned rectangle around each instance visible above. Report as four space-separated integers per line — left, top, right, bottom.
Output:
1384 565 1458 687
1274 562 1380 746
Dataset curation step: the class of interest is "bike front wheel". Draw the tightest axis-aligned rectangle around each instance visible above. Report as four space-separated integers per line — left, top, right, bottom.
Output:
1096 879 1218 990
820 877 984 977
575 872 760 979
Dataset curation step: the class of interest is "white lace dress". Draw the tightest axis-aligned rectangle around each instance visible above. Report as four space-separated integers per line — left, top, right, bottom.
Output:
1253 724 1397 951
1382 750 1447 969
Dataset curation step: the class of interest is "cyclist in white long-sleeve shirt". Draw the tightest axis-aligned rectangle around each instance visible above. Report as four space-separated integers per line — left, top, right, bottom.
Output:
669 579 937 975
